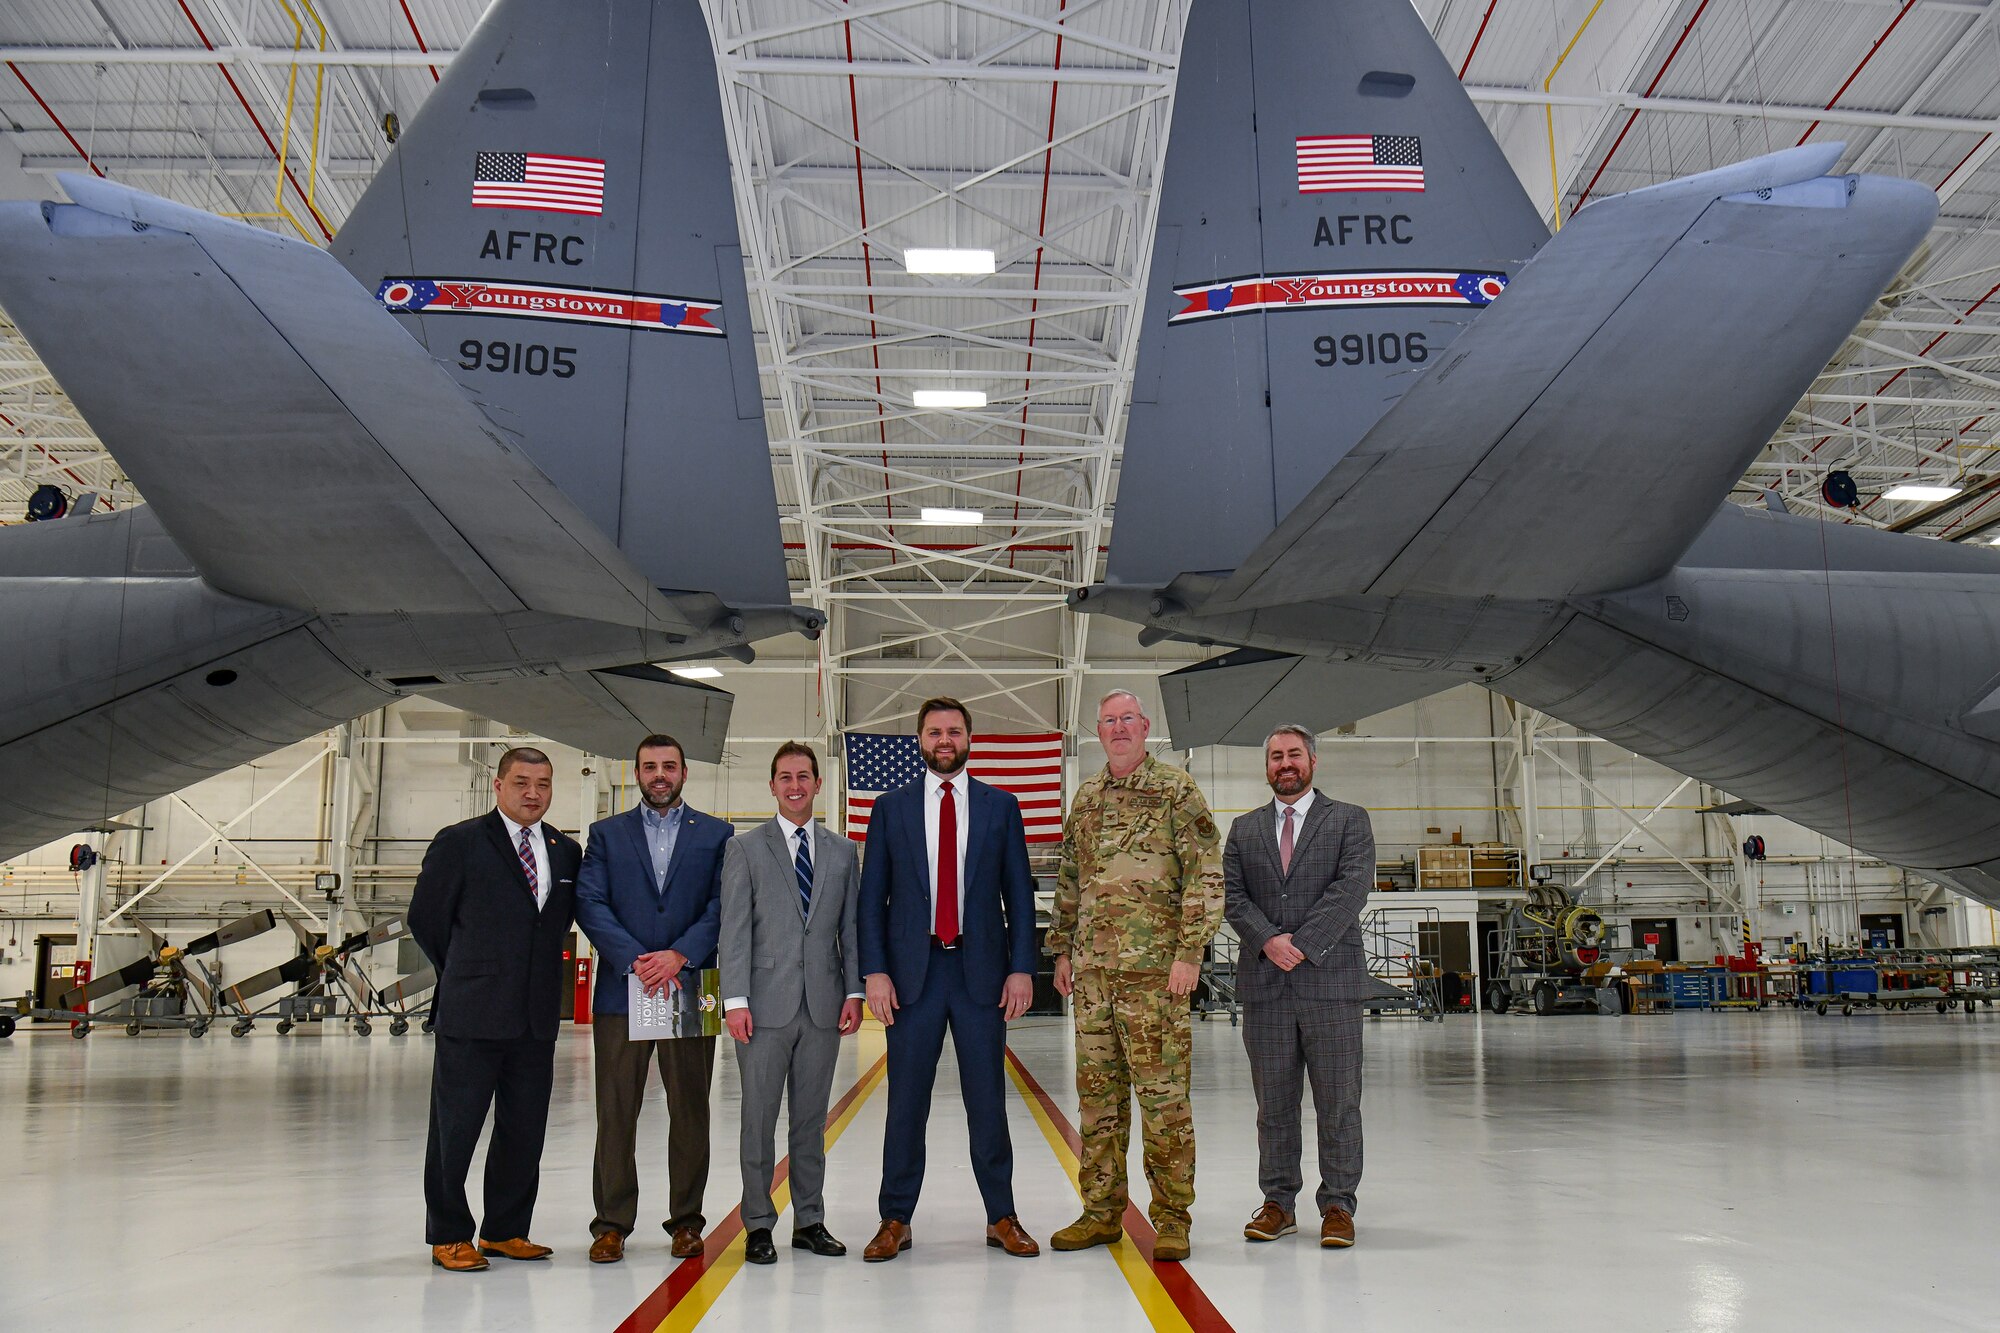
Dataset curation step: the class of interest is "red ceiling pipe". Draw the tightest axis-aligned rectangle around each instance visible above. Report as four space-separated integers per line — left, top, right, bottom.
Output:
397 0 441 83
1009 0 1068 566
1573 0 1711 214
175 0 333 242
1796 0 1919 147
6 63 105 177
1457 1 1500 81
839 2 895 533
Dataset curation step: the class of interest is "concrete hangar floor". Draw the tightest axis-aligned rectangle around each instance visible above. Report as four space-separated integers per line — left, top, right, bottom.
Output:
4 1011 1998 1332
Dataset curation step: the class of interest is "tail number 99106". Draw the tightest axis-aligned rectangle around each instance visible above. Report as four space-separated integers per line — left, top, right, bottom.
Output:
1313 331 1428 367
458 339 577 377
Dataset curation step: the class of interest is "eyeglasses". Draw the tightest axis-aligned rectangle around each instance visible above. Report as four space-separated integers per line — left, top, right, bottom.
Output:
1097 713 1144 728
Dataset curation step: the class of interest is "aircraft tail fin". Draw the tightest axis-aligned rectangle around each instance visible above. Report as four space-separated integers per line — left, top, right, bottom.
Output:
332 0 787 607
1160 648 1458 749
420 664 733 764
1108 0 1548 588
1206 149 1938 610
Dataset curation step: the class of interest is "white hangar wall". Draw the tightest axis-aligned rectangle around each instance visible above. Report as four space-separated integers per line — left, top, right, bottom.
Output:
3 683 1989 1006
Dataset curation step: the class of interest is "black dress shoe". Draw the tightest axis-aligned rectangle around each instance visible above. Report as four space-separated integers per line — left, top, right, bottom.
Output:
791 1222 846 1257
744 1228 777 1265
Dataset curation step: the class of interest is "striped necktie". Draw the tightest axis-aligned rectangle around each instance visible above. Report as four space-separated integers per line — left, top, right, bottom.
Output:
793 826 814 918
518 825 540 903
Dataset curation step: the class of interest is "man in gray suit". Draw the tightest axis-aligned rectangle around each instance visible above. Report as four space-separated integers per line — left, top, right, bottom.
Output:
1222 724 1375 1251
719 741 864 1266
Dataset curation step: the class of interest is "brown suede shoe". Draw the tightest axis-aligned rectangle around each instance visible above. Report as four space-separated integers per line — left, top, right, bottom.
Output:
1244 1202 1297 1242
985 1214 1040 1257
668 1225 704 1259
1320 1208 1356 1249
431 1242 488 1272
862 1219 912 1262
477 1236 553 1261
588 1232 625 1264
1050 1214 1123 1251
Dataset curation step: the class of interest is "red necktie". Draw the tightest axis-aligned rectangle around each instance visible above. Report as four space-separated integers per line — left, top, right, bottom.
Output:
936 780 959 945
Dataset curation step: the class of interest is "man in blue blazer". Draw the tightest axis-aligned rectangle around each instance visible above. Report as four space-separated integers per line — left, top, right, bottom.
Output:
575 734 735 1264
858 697 1041 1262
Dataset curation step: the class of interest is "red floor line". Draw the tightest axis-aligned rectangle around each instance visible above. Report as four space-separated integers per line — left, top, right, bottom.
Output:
614 1052 888 1333
1004 1048 1238 1333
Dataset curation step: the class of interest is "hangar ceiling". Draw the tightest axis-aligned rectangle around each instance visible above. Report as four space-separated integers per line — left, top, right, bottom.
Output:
2 0 1997 743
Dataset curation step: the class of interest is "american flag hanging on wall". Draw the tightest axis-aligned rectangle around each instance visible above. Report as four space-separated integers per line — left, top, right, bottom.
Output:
843 732 1065 843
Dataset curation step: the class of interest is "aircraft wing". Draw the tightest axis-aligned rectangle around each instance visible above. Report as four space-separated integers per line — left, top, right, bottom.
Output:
0 176 695 632
1201 146 1937 613
1160 648 1459 749
421 665 733 763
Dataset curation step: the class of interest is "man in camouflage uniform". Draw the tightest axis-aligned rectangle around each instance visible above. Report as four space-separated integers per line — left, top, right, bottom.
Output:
1046 689 1223 1262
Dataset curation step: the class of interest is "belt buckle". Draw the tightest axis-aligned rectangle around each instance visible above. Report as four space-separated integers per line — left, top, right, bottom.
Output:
933 936 959 951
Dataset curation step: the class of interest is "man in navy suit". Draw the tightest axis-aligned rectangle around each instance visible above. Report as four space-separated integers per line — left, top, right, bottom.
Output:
410 746 581 1272
575 734 735 1264
858 697 1041 1262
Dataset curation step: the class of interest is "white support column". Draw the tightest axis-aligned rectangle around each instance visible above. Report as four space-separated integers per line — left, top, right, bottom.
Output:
326 723 357 948
74 830 110 1000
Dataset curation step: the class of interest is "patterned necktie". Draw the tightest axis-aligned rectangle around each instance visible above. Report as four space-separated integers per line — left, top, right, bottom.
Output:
1280 804 1296 876
936 780 960 945
518 825 540 902
794 826 814 918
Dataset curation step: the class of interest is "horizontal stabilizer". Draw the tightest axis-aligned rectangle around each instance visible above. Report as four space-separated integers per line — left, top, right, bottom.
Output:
1160 648 1456 749
0 177 693 632
422 665 732 763
1203 147 1937 612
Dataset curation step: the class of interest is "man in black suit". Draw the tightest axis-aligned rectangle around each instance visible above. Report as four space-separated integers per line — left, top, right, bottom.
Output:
410 746 581 1272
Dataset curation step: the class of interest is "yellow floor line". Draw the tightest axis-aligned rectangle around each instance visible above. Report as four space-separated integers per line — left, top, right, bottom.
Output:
1004 1056 1195 1333
651 1029 888 1333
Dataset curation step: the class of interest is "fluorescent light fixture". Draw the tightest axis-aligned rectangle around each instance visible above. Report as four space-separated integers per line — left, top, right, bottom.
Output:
913 389 988 409
670 665 724 680
1883 484 1962 502
904 248 995 274
920 507 984 525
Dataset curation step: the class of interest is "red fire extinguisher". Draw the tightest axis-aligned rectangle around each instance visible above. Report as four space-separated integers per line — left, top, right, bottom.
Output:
574 956 593 1025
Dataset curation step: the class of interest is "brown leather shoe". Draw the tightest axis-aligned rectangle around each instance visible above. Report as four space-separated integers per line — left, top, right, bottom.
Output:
431 1241 488 1272
588 1231 625 1264
1244 1202 1297 1242
862 1219 912 1262
985 1214 1039 1257
477 1236 553 1261
668 1225 704 1259
1320 1207 1356 1248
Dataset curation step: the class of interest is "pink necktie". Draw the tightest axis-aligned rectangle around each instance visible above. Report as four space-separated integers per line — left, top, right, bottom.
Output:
1280 804 1295 875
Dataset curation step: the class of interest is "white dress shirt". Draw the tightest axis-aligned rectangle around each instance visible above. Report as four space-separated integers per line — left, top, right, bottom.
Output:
1273 788 1316 849
923 767 971 936
724 813 863 1012
499 811 551 910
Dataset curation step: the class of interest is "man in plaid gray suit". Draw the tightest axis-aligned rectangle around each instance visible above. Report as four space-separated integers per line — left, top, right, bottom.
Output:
1222 724 1375 1250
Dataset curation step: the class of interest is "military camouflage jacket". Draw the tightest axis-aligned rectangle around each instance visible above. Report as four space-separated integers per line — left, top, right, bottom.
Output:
1047 753 1224 972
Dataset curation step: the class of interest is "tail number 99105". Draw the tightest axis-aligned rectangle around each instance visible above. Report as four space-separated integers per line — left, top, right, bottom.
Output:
458 339 577 377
